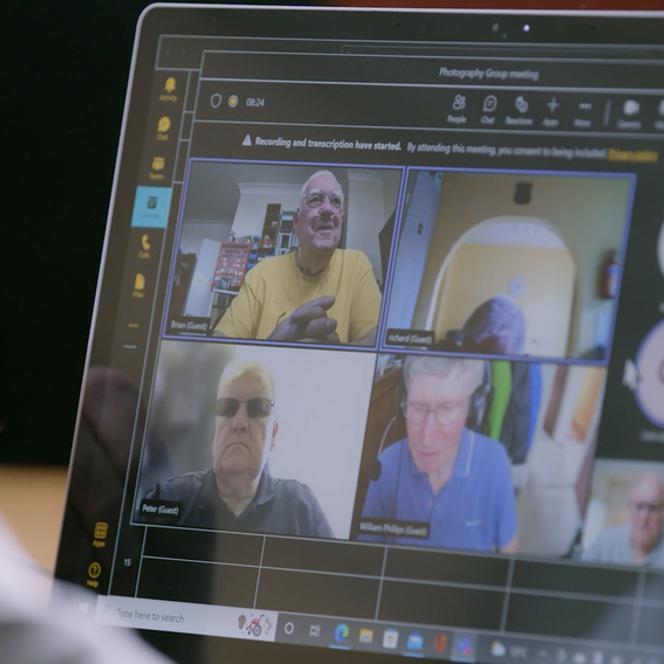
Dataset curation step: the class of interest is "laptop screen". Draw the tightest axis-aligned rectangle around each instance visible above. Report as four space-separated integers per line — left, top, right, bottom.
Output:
56 5 664 664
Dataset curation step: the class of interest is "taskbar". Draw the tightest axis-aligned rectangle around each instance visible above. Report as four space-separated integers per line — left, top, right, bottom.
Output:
94 596 663 664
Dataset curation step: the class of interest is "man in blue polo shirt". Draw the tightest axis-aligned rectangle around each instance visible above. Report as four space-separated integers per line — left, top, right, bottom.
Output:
360 356 518 553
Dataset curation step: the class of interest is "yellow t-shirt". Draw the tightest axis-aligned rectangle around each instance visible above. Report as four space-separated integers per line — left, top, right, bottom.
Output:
215 249 381 343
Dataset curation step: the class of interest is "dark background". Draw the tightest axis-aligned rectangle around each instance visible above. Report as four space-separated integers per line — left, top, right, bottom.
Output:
4 0 661 466
2 0 319 466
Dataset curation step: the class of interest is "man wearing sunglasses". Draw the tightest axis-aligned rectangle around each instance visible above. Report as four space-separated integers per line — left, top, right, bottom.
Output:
143 362 333 536
360 356 517 554
214 169 381 345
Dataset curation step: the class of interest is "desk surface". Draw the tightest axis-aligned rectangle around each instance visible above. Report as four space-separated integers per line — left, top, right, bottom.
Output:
0 465 68 573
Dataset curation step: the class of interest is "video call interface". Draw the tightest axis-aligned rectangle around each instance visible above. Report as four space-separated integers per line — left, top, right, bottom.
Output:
59 10 664 664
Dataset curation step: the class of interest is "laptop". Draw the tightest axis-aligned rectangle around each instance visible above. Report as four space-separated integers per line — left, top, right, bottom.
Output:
55 4 664 664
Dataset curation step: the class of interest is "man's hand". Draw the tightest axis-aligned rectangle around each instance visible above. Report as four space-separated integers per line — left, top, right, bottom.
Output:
268 296 340 343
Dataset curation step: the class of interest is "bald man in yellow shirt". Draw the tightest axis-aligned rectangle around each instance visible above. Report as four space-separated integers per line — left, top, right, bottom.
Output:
214 170 381 345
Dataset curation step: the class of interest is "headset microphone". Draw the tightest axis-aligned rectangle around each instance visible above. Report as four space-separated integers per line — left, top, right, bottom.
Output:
370 415 397 481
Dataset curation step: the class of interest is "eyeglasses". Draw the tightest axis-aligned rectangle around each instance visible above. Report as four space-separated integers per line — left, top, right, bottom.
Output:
215 397 274 419
401 400 468 426
630 502 664 515
304 191 343 210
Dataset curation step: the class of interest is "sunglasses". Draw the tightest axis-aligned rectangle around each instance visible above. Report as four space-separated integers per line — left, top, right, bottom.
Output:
215 397 274 419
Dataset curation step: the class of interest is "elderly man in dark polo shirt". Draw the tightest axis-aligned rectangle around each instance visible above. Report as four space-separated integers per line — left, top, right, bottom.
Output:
143 361 333 537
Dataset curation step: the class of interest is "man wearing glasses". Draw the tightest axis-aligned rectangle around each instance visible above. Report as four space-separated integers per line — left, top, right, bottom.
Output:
582 474 664 567
360 356 518 553
143 361 333 536
213 170 381 345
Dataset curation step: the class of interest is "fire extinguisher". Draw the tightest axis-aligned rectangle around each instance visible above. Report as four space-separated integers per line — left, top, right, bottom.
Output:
600 250 619 299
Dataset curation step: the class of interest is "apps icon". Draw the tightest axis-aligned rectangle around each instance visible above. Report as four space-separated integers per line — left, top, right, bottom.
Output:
334 623 350 643
383 628 399 649
93 522 108 540
407 632 424 651
359 628 374 644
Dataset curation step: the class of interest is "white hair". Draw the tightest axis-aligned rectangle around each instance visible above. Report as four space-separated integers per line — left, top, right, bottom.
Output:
299 169 344 207
403 355 485 395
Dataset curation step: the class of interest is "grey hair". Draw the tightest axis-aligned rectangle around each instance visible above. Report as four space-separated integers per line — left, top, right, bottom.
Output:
403 355 485 396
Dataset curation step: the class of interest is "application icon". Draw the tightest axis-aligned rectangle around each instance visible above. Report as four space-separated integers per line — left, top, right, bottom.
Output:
229 95 239 108
147 196 157 209
407 632 423 650
433 634 447 653
491 641 507 657
151 157 165 171
455 636 474 659
93 522 108 540
157 116 171 133
309 624 321 638
334 623 350 643
359 628 374 644
134 274 145 291
483 95 498 113
164 77 176 93
88 562 102 579
623 100 640 116
141 234 151 251
383 628 399 649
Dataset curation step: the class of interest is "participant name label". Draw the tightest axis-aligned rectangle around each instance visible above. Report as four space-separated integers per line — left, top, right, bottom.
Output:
385 328 434 348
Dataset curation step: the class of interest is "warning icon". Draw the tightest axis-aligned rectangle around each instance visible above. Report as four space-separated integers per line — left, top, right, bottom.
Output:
242 134 252 146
